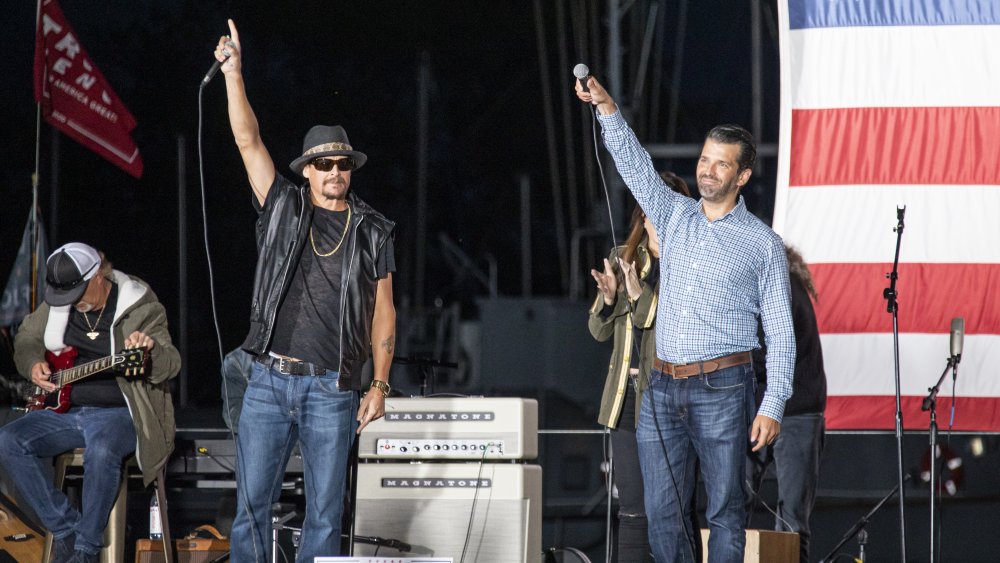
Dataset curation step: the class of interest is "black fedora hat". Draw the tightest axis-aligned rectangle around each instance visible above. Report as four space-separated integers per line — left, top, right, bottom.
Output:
289 125 368 176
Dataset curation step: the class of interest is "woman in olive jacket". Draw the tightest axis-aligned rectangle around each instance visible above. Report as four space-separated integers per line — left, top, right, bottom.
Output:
588 172 690 562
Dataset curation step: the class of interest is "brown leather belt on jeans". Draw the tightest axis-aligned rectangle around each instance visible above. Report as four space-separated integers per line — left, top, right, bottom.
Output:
652 351 752 379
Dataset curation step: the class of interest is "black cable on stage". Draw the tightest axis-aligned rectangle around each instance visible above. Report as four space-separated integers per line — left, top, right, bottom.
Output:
584 101 698 563
459 442 496 563
195 85 226 367
197 70 264 563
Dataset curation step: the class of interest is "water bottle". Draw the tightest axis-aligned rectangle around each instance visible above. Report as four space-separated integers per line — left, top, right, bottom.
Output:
149 494 162 540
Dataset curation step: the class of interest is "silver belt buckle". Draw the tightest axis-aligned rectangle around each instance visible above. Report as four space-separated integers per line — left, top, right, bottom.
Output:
278 358 290 374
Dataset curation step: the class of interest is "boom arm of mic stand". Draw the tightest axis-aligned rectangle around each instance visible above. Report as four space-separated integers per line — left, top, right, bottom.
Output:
392 355 459 369
818 478 908 563
922 357 955 411
353 534 413 553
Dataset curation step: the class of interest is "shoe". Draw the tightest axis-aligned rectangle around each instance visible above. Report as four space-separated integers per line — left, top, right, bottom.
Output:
50 534 76 563
67 550 99 563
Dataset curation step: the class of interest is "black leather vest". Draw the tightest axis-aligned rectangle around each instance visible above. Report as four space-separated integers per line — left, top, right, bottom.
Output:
242 175 395 390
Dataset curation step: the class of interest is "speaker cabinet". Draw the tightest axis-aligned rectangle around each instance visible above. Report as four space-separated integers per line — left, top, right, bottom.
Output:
354 463 542 563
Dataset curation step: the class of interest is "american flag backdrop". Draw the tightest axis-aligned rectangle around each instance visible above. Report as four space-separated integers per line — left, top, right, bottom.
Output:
773 0 1000 430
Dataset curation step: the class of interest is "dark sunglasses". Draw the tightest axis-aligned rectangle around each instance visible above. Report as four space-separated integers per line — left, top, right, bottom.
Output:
311 157 355 172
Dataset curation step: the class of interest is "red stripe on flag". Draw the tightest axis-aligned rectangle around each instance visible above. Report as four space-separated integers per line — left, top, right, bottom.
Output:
826 395 1000 431
789 107 1000 187
811 263 1000 334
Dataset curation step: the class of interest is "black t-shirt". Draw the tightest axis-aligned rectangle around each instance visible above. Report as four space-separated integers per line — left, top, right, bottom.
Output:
64 283 127 407
270 205 395 370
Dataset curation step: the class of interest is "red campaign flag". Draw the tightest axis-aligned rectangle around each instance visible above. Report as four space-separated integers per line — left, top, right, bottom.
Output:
33 0 143 178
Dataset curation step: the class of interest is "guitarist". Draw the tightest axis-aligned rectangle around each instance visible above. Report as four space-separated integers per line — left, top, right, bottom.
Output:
0 242 180 563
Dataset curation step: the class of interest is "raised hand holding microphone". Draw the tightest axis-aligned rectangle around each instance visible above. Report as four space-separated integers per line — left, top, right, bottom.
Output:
573 69 618 115
573 63 591 92
205 18 242 84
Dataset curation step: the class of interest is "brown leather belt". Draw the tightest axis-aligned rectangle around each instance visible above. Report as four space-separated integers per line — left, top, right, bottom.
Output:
653 351 752 379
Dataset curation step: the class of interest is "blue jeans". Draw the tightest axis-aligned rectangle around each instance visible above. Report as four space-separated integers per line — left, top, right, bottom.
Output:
0 406 136 555
231 361 358 562
637 364 755 563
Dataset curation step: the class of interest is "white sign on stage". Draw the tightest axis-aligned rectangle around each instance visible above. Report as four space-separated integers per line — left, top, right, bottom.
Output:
314 558 453 563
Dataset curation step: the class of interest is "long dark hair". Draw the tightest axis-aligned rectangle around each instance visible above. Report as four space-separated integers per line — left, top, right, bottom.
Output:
785 244 818 301
621 171 691 266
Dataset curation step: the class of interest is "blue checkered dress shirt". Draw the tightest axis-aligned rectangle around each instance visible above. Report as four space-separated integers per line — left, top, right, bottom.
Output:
598 110 795 422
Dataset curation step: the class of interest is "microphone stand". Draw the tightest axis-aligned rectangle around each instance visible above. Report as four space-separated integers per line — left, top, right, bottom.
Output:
882 205 907 562
921 354 959 563
392 356 459 397
818 478 907 563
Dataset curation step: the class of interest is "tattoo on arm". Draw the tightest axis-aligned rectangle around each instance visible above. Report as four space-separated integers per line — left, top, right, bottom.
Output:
381 335 395 355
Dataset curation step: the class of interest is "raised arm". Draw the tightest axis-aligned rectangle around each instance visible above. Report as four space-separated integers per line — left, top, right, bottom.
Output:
217 19 275 206
575 76 678 230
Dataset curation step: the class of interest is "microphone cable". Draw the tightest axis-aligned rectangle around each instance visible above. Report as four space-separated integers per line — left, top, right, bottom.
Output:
197 68 264 563
584 99 699 563
744 479 794 532
459 442 497 563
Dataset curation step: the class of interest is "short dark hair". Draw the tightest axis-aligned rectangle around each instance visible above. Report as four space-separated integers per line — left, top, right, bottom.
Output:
705 124 756 171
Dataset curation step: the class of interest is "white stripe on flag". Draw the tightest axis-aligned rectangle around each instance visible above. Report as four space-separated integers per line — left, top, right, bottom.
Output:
822 333 1000 396
790 25 1000 109
782 185 1000 264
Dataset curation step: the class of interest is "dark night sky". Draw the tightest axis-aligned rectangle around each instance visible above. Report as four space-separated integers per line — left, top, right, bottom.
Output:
1 1 781 404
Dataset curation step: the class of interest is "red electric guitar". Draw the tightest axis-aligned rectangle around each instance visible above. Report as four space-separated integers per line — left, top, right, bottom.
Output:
23 346 148 413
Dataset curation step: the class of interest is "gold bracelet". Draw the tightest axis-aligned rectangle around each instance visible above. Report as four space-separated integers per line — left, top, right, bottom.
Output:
370 380 391 398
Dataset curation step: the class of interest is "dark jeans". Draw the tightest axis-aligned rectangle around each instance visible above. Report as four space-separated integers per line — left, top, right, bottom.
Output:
0 406 136 555
638 364 755 563
610 385 653 562
749 412 825 563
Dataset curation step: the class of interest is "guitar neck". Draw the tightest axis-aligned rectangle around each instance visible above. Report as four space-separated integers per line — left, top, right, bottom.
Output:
56 355 118 386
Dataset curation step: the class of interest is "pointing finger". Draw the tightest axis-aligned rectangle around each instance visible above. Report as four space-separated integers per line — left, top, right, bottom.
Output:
228 18 240 45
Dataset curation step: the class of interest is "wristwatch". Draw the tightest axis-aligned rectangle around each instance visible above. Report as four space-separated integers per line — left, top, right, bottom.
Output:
370 379 391 398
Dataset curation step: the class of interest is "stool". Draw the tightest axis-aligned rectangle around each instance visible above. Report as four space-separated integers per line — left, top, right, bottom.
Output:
41 449 174 563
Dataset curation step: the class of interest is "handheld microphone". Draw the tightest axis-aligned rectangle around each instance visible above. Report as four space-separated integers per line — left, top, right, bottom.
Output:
950 317 964 361
202 42 235 85
573 63 591 92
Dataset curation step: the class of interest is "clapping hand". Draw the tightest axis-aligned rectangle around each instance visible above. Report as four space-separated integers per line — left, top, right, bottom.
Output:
618 258 642 302
591 258 619 306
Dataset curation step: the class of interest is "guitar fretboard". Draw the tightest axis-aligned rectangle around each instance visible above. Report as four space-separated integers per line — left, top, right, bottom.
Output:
55 355 119 386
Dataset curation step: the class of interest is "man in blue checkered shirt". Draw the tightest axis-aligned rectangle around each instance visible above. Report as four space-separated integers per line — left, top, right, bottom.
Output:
578 76 795 563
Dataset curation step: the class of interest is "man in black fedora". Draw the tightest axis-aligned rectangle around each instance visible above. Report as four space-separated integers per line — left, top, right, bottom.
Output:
214 19 397 561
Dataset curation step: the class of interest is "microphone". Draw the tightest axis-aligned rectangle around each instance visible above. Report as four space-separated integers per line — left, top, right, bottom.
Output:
384 537 412 552
573 63 590 92
950 317 964 361
202 41 235 85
